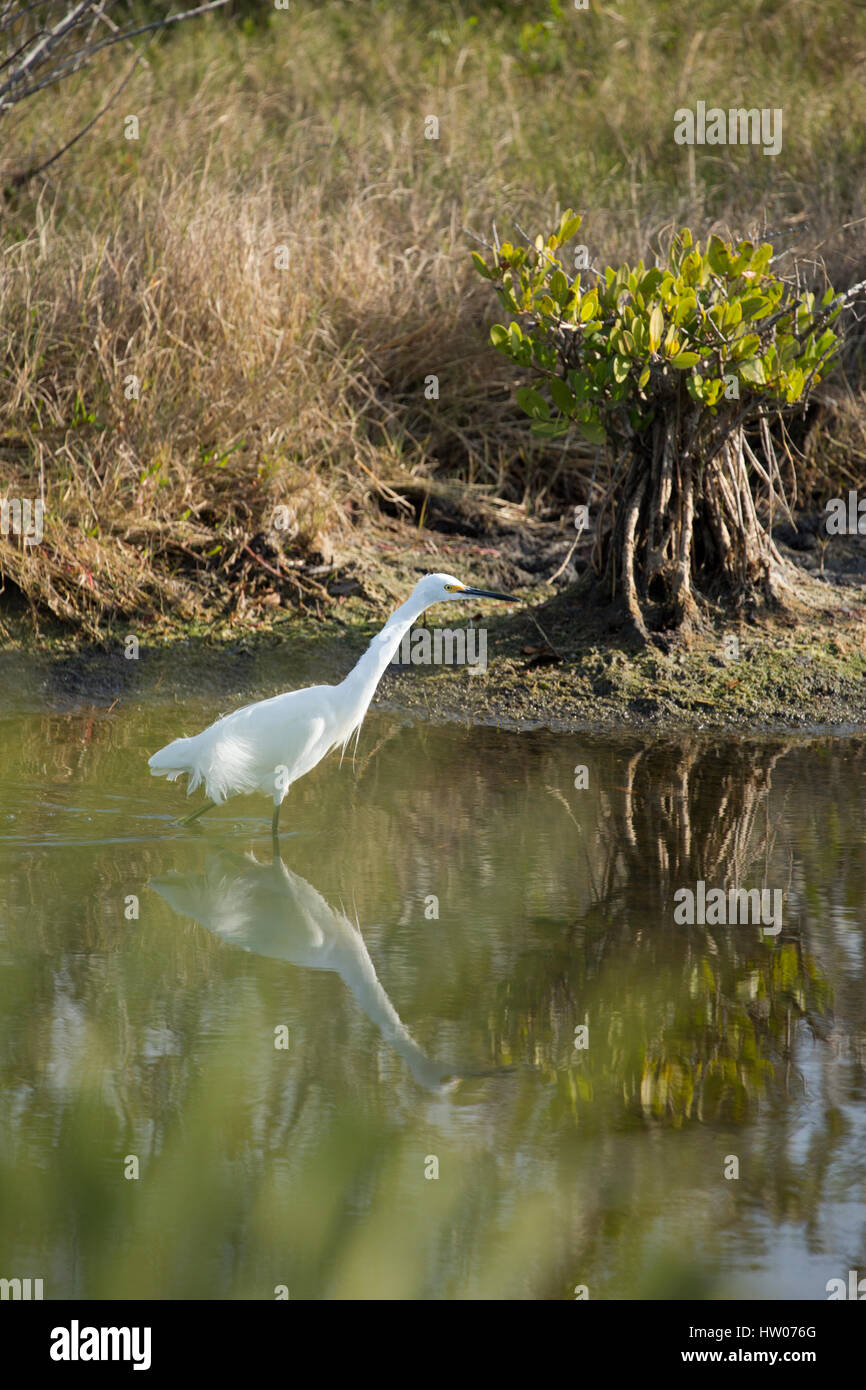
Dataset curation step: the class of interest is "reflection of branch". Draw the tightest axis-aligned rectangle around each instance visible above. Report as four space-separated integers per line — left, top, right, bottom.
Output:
620 748 642 850
546 784 601 899
350 721 403 780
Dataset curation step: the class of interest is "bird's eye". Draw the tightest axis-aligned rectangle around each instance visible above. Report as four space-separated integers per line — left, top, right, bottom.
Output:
444 584 464 592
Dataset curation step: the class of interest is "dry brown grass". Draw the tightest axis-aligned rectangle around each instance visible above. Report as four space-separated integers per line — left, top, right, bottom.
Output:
1 0 864 639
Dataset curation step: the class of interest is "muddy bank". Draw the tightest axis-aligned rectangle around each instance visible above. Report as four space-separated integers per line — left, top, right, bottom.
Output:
383 620 866 734
2 497 864 733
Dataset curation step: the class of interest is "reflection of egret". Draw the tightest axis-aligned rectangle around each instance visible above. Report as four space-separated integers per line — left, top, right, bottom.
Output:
147 573 516 837
151 850 460 1092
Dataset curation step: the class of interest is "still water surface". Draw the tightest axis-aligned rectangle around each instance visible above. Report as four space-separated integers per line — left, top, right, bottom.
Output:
1 684 864 1299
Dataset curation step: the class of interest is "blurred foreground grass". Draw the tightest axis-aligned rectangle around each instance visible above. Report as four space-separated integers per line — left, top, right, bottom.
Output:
1 702 863 1297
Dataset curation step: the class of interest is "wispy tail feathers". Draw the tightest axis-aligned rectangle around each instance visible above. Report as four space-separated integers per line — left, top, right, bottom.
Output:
148 736 195 781
148 731 261 802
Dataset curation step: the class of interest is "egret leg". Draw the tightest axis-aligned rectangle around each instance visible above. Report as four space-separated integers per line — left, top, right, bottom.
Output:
178 799 216 827
271 802 281 843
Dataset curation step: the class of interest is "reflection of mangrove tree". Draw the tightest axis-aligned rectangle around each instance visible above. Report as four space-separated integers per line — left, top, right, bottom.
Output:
1 709 864 1297
493 740 833 1127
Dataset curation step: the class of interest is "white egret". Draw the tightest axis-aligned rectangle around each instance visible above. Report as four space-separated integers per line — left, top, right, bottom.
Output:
148 572 516 837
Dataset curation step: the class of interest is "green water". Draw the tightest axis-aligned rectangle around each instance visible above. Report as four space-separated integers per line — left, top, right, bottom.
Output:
1 677 865 1299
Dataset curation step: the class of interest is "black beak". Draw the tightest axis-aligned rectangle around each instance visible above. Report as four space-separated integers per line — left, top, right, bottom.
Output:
461 586 518 601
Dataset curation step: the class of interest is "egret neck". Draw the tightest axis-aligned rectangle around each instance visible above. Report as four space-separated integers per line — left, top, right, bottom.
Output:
338 587 433 725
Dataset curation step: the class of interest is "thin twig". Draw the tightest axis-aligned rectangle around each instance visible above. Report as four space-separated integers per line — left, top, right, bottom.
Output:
6 46 142 186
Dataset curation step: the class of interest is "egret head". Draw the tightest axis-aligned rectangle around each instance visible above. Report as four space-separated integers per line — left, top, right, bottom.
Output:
414 572 517 606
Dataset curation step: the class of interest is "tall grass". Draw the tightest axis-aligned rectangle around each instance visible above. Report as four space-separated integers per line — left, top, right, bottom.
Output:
1 0 865 636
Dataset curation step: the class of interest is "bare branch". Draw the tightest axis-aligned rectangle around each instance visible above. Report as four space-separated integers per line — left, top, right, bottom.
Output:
0 1 229 121
5 45 141 188
0 0 230 184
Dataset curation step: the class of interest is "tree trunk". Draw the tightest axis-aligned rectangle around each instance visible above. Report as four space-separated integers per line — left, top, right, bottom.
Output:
595 420 792 642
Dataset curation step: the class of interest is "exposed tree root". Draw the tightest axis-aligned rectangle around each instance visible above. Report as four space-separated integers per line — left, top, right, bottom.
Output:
590 420 799 645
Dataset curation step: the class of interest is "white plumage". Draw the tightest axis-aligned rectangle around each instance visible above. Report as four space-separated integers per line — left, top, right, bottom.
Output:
148 571 515 836
150 849 458 1089
148 696 331 802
